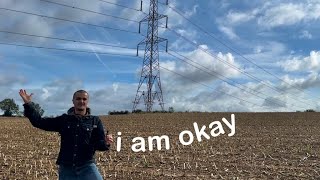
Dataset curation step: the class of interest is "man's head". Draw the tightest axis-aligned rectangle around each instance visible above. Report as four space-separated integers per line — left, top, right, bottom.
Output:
72 90 89 114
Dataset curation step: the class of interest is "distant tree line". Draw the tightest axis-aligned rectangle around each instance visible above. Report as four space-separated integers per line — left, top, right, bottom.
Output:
109 107 175 115
108 110 129 115
0 98 44 117
304 109 316 112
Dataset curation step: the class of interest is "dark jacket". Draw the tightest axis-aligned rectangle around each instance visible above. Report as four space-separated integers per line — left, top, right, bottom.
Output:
23 102 110 166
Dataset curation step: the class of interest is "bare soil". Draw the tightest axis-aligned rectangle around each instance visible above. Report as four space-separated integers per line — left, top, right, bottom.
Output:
0 112 319 179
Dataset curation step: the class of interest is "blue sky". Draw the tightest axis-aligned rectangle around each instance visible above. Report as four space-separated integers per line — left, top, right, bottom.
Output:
1 0 320 115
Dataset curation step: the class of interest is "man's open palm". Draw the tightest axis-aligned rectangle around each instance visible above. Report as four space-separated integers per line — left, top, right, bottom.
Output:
105 134 113 145
19 89 33 104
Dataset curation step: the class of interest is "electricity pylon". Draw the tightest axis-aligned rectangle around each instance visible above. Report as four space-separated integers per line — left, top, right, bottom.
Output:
133 0 168 112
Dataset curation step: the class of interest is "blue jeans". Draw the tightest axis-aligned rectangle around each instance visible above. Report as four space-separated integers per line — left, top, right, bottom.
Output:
58 163 103 180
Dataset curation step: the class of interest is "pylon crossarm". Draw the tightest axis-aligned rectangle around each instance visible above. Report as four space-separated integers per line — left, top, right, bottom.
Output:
154 37 167 44
157 14 167 20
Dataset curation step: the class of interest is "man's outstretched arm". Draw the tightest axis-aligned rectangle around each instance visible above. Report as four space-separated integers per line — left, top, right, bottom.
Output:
20 89 63 132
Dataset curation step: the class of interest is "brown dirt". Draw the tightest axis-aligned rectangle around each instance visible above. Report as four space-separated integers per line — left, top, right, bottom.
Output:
0 112 319 179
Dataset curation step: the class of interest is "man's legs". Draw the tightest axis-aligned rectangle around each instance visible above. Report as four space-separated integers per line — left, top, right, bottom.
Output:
76 163 103 180
58 165 77 180
59 163 103 180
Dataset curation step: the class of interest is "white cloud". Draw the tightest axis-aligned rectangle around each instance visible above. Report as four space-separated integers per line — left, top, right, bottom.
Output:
257 1 320 29
216 6 261 40
112 83 119 93
168 28 198 51
218 26 239 40
280 73 320 90
0 0 117 44
308 2 320 20
226 11 255 25
176 29 197 38
217 1 320 32
169 38 193 51
299 30 312 39
258 3 305 28
184 5 198 17
160 45 240 94
90 83 137 114
254 46 263 54
160 82 254 112
41 88 50 100
280 51 320 72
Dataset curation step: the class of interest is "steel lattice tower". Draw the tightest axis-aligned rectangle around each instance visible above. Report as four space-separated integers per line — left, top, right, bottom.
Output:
133 0 168 112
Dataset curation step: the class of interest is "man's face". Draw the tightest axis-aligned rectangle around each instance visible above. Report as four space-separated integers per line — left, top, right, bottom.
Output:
72 92 89 111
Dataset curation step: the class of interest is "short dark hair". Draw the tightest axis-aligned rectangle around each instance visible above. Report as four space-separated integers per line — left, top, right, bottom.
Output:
73 90 89 100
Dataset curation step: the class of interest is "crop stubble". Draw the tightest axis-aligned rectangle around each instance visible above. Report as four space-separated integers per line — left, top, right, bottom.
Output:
0 112 319 179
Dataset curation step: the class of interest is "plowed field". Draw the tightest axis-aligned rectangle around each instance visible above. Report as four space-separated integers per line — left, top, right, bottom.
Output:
0 112 319 179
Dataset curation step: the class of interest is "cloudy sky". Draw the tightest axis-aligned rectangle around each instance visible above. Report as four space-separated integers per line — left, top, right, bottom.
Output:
1 0 320 115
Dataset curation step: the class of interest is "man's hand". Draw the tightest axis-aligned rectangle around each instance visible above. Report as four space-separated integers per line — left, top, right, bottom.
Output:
19 89 33 104
105 134 113 145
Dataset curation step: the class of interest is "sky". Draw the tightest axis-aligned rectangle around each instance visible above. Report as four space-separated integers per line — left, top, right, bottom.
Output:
1 0 320 115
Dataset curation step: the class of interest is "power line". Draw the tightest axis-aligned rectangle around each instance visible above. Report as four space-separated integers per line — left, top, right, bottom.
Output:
1 3 311 111
0 7 139 35
159 65 287 112
0 30 136 50
0 30 300 109
40 0 164 32
97 0 142 12
40 0 140 23
141 8 280 93
159 2 320 101
0 42 292 111
159 46 306 110
159 23 315 107
138 9 313 108
0 42 288 112
0 42 137 57
138 9 310 110
161 49 305 110
0 41 282 111
163 24 274 90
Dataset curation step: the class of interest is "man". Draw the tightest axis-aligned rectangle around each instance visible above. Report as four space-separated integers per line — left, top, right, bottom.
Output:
19 89 113 180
